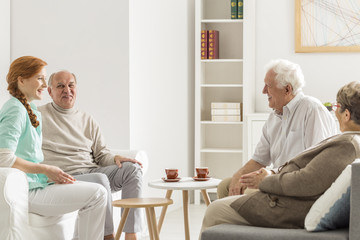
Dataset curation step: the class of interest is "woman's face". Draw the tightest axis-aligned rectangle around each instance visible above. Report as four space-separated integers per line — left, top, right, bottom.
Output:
18 67 47 102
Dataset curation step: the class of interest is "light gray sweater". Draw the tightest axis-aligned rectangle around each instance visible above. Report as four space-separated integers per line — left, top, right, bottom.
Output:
38 103 115 174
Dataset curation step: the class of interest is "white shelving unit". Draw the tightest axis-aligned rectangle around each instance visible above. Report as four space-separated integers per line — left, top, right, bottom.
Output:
194 0 255 203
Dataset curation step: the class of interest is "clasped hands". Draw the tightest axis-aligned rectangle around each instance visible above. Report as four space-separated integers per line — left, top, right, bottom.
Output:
229 168 271 196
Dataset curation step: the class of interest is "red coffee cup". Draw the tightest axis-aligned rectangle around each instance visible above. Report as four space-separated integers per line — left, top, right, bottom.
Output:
165 168 178 179
196 167 209 178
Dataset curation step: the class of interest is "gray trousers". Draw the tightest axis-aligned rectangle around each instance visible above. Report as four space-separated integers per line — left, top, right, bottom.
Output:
74 162 143 235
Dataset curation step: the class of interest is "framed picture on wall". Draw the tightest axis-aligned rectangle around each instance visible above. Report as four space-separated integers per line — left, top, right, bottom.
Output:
295 0 360 52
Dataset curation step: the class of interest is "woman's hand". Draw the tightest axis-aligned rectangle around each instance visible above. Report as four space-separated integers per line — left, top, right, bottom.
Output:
42 164 75 184
12 157 75 184
239 168 270 189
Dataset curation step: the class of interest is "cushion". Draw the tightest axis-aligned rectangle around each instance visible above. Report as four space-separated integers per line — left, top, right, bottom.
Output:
305 164 351 231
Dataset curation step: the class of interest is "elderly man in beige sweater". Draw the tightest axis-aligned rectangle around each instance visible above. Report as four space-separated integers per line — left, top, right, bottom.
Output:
39 70 142 240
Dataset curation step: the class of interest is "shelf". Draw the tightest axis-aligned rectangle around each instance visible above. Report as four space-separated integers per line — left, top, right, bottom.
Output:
200 148 243 153
206 188 218 193
201 19 243 23
201 84 243 88
195 0 256 205
201 121 243 125
201 59 243 63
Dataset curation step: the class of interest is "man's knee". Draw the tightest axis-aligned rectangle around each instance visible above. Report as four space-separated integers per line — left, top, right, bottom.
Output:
122 162 143 178
217 177 232 199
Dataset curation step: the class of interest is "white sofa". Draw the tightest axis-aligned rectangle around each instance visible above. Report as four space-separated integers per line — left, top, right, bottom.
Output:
0 150 148 240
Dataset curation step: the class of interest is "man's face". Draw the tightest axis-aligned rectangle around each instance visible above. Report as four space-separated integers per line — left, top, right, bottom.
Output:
48 72 77 109
262 70 289 114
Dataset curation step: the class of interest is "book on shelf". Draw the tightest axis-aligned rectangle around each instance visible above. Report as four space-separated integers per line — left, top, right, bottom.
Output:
238 0 243 19
231 0 237 19
230 0 243 19
211 115 241 122
201 30 208 59
211 102 241 109
208 30 219 59
211 108 241 116
200 30 219 60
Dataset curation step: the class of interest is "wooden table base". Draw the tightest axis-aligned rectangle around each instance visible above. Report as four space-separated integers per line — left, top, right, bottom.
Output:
157 189 211 240
112 198 173 240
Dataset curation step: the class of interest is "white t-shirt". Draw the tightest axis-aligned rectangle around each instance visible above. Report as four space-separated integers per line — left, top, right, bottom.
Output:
252 92 338 169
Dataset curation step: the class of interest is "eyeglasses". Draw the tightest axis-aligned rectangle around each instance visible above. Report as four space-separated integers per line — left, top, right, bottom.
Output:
332 103 341 111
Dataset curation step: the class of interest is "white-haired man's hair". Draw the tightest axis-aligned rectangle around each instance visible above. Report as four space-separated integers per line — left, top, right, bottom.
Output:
265 59 305 95
48 70 77 87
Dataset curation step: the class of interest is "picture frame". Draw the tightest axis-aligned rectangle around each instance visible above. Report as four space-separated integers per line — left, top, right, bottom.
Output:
295 0 360 53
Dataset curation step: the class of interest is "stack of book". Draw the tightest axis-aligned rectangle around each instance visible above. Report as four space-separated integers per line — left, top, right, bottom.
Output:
231 0 243 19
201 30 219 59
211 102 242 122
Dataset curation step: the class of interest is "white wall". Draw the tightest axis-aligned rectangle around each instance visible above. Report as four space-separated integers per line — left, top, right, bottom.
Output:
254 0 360 112
0 0 10 106
129 0 195 207
8 0 195 211
11 0 130 149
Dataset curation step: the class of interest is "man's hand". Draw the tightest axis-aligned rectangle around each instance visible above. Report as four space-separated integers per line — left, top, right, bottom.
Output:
114 155 143 168
239 168 270 189
229 177 247 196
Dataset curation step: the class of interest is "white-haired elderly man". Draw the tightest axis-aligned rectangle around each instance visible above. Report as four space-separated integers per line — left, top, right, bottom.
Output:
39 70 143 240
217 59 338 199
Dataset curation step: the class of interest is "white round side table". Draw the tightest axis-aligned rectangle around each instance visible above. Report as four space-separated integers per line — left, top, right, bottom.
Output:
148 177 221 240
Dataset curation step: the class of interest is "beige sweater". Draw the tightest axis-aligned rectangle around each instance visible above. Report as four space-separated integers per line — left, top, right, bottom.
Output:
38 103 115 174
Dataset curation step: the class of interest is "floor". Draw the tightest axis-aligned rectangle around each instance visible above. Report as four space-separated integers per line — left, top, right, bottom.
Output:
116 203 207 240
155 204 207 240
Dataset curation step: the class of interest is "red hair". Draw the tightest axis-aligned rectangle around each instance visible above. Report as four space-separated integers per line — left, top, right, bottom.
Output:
6 56 47 128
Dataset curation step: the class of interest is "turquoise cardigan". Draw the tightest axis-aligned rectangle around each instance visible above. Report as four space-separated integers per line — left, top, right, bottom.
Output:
0 97 50 190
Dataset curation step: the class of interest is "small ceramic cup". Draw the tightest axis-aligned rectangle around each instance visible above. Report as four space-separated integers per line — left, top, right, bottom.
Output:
196 167 209 178
165 168 179 179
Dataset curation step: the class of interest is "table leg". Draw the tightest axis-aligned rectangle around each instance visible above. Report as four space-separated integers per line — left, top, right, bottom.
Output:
158 189 173 232
145 208 154 240
115 208 130 240
149 207 160 240
182 190 190 240
200 189 211 206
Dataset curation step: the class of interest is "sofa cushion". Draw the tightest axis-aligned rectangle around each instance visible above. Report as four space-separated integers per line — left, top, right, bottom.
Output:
305 164 351 231
201 224 349 240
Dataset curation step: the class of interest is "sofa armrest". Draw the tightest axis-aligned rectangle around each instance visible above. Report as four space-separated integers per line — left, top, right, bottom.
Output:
350 160 360 240
103 150 149 175
0 168 31 240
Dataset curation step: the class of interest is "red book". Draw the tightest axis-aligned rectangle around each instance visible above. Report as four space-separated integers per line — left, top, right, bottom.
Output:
208 30 219 59
201 30 208 59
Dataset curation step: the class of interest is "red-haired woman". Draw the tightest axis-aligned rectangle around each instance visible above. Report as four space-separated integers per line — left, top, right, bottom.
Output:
0 56 107 240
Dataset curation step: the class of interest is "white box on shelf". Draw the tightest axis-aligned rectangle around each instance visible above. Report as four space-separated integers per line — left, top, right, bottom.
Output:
211 102 241 109
211 108 241 115
211 115 241 122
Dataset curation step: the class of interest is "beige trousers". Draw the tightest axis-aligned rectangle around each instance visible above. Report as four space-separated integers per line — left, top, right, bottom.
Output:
217 177 232 199
199 195 250 239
